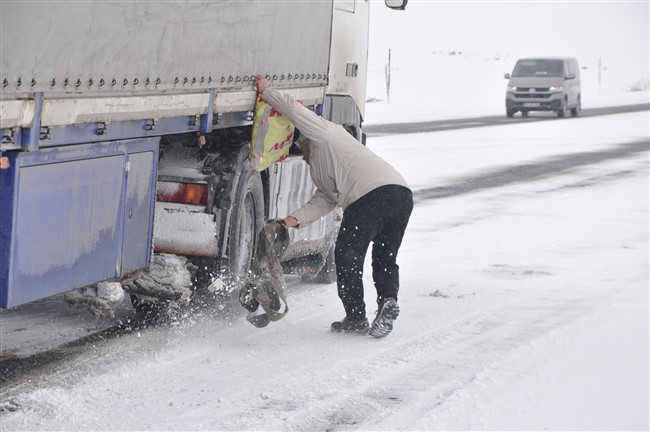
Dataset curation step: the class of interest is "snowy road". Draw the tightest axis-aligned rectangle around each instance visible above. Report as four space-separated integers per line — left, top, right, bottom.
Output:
363 103 650 136
1 111 648 431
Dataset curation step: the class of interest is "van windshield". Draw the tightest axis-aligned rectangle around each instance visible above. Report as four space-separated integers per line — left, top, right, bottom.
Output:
512 59 564 77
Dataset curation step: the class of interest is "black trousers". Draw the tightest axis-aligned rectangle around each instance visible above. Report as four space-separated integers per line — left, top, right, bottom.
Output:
335 185 413 320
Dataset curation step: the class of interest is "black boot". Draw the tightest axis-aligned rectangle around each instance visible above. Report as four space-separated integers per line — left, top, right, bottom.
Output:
330 317 369 334
368 298 399 338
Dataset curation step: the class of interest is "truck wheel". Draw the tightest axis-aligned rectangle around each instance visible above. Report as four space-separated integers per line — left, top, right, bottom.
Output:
193 164 265 317
313 244 337 284
222 166 265 292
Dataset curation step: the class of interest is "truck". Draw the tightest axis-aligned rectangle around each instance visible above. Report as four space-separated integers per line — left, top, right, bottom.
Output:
0 0 407 316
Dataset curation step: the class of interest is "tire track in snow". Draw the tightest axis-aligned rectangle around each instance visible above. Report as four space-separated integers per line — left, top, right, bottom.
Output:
413 139 648 203
209 285 601 431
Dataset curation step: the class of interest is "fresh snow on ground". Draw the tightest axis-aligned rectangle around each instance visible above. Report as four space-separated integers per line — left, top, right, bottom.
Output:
1 52 648 430
364 49 649 124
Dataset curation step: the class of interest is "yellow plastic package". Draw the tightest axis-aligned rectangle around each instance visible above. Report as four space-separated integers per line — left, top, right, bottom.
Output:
249 97 295 172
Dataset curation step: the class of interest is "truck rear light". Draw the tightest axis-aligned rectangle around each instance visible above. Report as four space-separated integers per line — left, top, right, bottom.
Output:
157 182 209 205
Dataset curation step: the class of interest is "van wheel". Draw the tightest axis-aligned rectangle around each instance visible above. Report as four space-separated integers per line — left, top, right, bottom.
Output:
571 97 581 117
506 108 516 118
521 110 529 118
557 99 567 118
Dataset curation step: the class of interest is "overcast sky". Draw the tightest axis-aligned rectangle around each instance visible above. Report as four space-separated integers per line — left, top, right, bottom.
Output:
369 1 649 86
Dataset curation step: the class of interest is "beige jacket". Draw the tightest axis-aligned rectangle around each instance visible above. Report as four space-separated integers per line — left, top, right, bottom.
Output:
261 87 410 226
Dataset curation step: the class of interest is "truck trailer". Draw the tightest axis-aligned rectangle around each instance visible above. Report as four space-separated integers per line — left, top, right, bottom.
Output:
0 0 406 314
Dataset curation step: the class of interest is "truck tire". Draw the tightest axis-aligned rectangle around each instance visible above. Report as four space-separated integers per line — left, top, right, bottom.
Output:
222 164 265 293
313 244 337 284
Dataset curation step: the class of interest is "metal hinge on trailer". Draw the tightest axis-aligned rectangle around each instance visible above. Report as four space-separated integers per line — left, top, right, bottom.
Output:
189 115 200 130
96 122 108 135
39 126 51 140
145 119 156 131
1 128 17 145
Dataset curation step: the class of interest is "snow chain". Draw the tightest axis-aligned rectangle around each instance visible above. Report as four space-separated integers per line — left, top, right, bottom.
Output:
238 220 290 327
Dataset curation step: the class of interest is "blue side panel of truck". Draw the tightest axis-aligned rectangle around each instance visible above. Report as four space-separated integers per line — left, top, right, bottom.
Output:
0 138 158 308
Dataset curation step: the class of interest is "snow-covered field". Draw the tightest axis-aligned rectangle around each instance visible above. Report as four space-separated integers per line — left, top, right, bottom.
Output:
364 49 649 124
2 41 649 431
365 0 648 124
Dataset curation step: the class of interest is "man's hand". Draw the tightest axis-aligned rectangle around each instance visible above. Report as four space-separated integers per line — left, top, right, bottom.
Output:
274 216 299 233
255 76 269 95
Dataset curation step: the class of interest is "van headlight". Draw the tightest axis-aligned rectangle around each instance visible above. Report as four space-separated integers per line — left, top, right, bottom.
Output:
549 85 564 92
508 86 517 92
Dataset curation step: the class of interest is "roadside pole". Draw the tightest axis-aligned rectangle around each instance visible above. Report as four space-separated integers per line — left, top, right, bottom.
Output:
386 48 391 104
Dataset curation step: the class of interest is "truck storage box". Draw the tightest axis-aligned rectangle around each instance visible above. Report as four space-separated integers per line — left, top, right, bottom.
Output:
0 138 158 307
